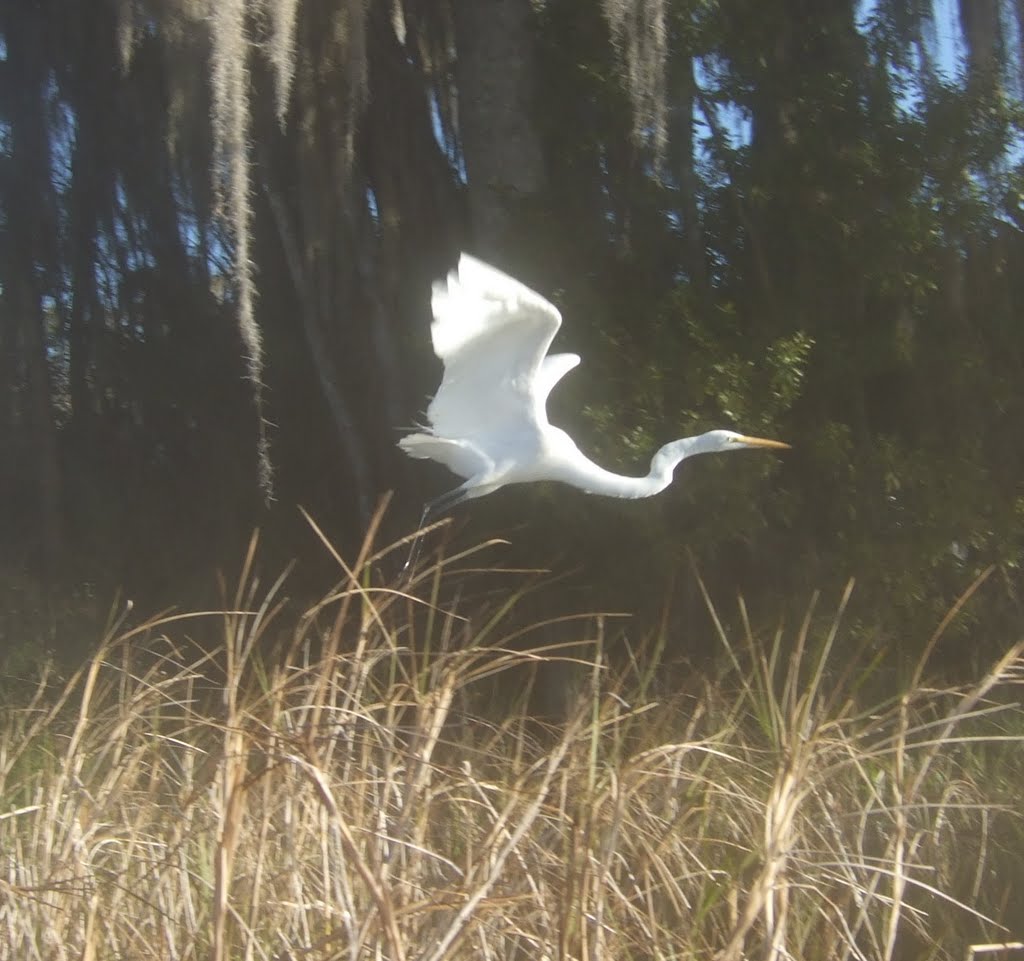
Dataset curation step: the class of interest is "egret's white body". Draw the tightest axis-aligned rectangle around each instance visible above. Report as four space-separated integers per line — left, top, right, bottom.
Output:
400 254 789 520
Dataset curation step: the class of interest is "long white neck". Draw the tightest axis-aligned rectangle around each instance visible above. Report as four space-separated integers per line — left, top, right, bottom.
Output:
555 433 722 500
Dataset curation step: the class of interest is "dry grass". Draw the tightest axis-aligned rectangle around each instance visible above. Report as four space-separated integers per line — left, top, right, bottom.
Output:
1 521 1023 961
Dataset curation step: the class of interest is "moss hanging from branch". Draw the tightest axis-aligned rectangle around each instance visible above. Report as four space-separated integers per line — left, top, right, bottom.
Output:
209 0 274 500
116 0 304 502
259 0 300 123
603 0 668 164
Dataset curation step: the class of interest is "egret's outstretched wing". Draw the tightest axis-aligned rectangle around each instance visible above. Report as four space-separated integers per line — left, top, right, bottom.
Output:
425 255 573 438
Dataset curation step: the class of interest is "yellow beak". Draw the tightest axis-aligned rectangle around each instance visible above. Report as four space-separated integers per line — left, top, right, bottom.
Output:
736 435 792 450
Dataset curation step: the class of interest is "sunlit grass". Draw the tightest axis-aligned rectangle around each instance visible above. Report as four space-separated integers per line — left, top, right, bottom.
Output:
1 517 1022 961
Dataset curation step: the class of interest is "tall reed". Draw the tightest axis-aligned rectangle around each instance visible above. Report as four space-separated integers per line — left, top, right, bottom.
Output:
1 520 1021 961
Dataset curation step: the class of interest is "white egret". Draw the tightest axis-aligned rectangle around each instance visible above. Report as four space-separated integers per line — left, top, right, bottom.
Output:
400 254 789 524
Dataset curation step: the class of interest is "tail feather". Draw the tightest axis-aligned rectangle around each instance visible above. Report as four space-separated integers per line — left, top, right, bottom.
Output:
398 433 488 482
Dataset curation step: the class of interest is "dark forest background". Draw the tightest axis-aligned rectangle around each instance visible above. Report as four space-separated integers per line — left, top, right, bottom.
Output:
2 0 1023 667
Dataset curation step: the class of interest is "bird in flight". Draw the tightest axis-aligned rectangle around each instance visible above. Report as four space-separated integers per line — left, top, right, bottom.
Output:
400 254 789 525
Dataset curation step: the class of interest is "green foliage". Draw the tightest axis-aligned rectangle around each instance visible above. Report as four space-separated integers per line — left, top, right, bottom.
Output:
491 1 1024 649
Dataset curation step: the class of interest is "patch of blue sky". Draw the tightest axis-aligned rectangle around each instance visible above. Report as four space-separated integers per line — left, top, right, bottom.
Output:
429 90 467 183
921 0 970 82
0 27 7 177
856 0 968 85
49 83 75 195
170 173 226 275
111 177 157 274
692 54 750 152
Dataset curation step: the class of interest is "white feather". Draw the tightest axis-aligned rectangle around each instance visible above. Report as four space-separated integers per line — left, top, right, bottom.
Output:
400 254 789 517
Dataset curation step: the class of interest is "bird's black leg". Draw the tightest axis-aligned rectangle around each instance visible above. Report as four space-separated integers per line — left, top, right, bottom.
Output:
423 486 470 522
401 487 469 576
400 506 430 578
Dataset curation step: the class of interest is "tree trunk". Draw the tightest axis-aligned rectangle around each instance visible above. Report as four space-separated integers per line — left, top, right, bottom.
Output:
5 1 64 577
672 54 708 296
262 174 374 527
959 0 1001 80
452 0 546 256
14 280 64 578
